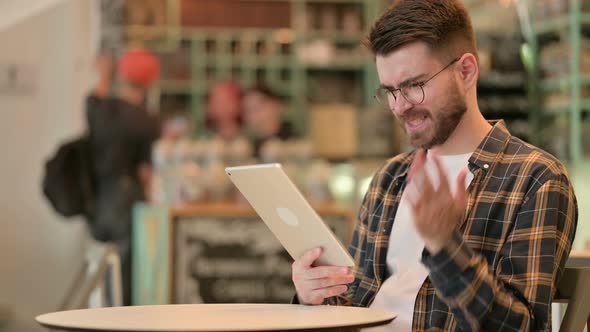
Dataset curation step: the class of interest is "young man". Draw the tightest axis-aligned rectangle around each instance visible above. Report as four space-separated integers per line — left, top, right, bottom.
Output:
291 1 578 331
243 85 294 159
86 48 160 306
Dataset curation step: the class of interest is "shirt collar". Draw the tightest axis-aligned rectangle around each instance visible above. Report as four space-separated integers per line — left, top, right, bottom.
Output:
393 120 511 181
468 120 511 172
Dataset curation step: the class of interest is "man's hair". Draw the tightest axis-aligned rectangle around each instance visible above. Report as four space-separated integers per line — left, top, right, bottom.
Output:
248 84 282 102
366 0 478 63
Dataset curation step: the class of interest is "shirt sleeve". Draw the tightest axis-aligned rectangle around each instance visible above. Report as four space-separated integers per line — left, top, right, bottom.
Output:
136 115 160 166
291 166 385 306
421 174 577 331
290 188 369 306
85 94 108 130
325 168 386 306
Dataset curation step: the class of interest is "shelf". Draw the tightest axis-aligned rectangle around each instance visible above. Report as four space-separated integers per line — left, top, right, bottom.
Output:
478 96 529 114
542 99 590 114
540 74 590 92
120 0 381 138
533 12 590 36
533 17 569 35
128 25 365 44
467 1 515 26
528 5 590 163
239 0 368 3
195 58 295 68
127 25 175 37
478 72 525 88
301 31 364 43
129 25 278 37
301 60 367 70
284 0 368 3
156 80 192 93
540 77 569 92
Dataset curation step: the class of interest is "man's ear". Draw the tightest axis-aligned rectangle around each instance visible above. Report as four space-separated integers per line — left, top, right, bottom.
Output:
457 53 478 91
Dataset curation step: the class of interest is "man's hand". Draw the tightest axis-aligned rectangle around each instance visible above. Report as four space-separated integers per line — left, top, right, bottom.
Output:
96 53 113 77
292 247 355 305
407 149 468 255
93 52 113 98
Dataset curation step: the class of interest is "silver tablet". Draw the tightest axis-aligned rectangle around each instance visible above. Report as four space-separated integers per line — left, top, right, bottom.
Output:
226 163 355 267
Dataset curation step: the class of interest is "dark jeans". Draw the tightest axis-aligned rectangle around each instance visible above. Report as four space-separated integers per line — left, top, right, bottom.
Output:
91 175 142 306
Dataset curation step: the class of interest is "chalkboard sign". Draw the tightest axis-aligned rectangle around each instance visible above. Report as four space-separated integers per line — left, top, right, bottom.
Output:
132 203 352 305
174 214 350 304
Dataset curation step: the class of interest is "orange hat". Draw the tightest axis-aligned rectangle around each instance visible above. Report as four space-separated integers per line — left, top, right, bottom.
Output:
117 47 160 88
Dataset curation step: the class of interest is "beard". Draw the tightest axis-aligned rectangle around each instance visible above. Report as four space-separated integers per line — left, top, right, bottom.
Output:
397 81 467 149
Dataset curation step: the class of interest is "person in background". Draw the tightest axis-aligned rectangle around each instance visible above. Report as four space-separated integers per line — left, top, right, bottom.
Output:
291 1 577 331
205 80 244 142
86 47 160 306
243 85 294 159
202 80 253 200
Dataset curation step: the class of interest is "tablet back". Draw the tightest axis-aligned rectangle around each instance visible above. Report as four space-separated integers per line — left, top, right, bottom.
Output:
226 163 355 267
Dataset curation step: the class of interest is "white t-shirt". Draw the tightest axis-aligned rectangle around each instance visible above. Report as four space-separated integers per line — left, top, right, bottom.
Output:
365 151 474 332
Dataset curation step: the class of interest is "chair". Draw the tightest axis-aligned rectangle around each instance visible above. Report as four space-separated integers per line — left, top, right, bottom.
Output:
59 243 123 310
553 252 590 332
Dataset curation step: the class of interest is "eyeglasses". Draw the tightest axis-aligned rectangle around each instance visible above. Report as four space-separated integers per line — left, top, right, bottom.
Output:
374 57 460 109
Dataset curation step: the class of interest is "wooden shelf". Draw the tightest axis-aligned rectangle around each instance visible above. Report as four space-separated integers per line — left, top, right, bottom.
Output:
542 99 590 114
157 80 192 93
540 75 590 92
121 0 382 136
533 12 590 36
171 202 352 218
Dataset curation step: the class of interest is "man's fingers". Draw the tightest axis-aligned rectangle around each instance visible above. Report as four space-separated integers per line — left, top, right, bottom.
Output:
408 149 426 181
292 248 355 305
310 285 349 302
305 266 350 279
298 279 351 305
410 166 435 201
294 247 323 270
295 274 353 305
430 152 450 194
309 274 355 290
410 149 445 200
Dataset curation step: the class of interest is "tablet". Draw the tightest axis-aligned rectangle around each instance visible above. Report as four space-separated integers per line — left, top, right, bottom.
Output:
225 163 355 267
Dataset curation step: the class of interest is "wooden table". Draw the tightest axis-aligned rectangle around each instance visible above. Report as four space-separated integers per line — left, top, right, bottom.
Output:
36 304 396 332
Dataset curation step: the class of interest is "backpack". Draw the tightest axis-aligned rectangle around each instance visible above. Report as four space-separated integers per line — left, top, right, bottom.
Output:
42 136 95 219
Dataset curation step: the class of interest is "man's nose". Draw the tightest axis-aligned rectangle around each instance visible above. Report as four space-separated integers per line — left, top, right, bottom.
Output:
391 96 413 117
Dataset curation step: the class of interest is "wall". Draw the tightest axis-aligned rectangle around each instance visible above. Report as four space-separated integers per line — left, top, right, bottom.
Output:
0 1 98 331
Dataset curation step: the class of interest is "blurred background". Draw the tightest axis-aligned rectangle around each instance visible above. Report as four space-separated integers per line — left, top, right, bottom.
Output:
0 0 589 331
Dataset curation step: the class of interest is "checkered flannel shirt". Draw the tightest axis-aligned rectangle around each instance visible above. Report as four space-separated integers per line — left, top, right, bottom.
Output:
327 120 577 331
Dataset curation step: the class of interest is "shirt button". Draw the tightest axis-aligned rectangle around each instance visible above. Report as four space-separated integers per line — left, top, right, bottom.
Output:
483 164 489 169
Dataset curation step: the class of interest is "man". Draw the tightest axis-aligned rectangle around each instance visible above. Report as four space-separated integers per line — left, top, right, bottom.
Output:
86 48 160 305
291 1 577 331
243 85 294 159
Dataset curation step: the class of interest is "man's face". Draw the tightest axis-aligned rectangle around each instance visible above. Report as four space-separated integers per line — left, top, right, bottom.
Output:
376 42 466 149
243 92 265 127
244 92 281 132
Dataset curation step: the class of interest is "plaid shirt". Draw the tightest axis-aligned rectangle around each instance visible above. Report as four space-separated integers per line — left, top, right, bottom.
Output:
327 121 577 331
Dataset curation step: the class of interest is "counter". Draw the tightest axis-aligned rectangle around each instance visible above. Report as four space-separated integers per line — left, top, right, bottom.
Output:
132 202 354 305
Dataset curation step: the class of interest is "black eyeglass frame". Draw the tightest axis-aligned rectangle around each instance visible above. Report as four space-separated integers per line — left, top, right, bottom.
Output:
374 57 461 108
